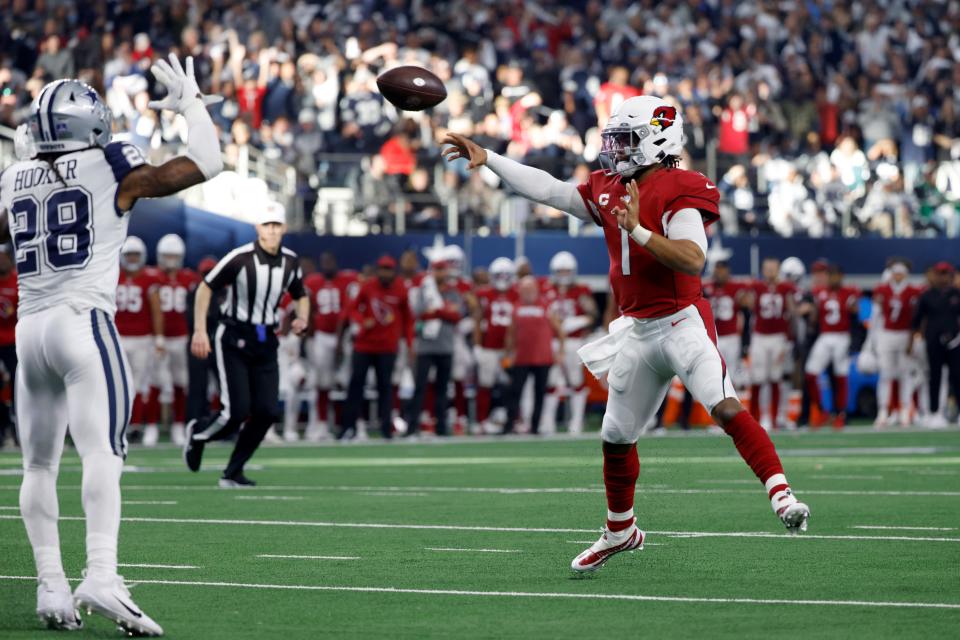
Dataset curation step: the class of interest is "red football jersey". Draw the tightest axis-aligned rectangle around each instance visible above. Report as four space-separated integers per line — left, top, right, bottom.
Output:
345 278 413 353
703 279 744 337
304 272 360 334
814 286 860 333
512 301 555 366
0 271 17 346
750 280 796 335
873 283 922 332
544 283 593 338
157 268 199 337
400 271 425 291
476 285 518 350
116 268 161 336
577 167 720 319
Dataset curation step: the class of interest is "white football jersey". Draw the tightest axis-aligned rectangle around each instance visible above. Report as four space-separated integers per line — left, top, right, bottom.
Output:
0 141 145 317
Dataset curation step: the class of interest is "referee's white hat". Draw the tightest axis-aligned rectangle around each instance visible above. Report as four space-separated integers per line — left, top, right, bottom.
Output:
257 201 286 225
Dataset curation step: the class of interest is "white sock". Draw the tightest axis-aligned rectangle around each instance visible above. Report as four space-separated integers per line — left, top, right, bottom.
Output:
81 452 122 578
20 467 65 582
568 389 587 434
540 393 559 434
764 473 796 514
283 396 298 435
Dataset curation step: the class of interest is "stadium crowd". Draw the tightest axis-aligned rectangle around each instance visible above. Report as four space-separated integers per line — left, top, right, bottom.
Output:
2 0 960 236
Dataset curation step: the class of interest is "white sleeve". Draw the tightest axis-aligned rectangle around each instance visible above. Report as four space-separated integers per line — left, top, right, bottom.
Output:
484 150 591 221
664 208 708 257
182 100 223 180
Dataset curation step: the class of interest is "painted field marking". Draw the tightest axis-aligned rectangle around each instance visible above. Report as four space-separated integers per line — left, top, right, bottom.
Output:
426 548 522 554
257 554 359 561
566 540 665 546
852 526 957 532
1 514 956 543
0 575 956 610
0 505 18 510
5 484 958 498
123 501 178 506
234 495 305 501
809 475 884 481
118 563 198 570
357 491 429 497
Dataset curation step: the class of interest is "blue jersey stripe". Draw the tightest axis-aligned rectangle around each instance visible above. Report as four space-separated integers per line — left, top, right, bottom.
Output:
102 310 131 456
90 309 118 456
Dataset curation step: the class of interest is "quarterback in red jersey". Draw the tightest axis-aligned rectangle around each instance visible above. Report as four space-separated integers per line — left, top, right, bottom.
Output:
869 260 921 427
154 234 199 445
116 236 163 443
443 95 809 573
541 251 597 434
702 260 747 388
473 257 518 431
744 257 797 429
805 265 861 428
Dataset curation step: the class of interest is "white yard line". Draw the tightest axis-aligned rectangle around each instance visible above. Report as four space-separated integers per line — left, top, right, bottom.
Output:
426 548 522 553
852 526 957 532
0 505 18 510
123 501 178 505
809 475 884 481
566 540 664 546
8 484 959 498
357 491 429 497
257 554 359 561
118 563 198 569
0 575 956 610
1 514 956 543
234 496 305 501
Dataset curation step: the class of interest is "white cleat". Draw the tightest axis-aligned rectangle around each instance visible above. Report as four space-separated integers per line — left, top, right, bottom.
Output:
778 501 811 534
570 523 645 573
73 573 163 637
282 428 300 443
142 425 159 447
36 578 83 630
170 423 186 446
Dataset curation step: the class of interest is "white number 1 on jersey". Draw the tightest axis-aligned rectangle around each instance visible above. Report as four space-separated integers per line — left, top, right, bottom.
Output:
620 228 631 276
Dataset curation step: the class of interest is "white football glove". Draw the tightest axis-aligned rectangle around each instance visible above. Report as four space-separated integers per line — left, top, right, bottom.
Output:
149 53 222 113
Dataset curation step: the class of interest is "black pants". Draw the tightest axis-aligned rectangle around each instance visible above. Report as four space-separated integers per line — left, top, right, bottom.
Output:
506 365 550 434
192 324 280 478
342 351 397 438
926 338 960 413
406 353 453 435
0 343 16 444
186 334 216 423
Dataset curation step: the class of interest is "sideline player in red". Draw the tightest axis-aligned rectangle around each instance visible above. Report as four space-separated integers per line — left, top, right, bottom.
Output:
541 251 597 434
473 257 518 432
442 95 809 574
744 257 797 429
870 260 922 427
154 234 199 445
702 260 747 389
116 236 163 444
805 265 861 428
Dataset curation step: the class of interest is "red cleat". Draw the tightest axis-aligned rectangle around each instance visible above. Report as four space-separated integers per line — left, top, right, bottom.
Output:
832 413 846 430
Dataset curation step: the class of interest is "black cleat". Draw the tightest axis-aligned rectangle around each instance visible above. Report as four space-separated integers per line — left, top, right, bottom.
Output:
183 419 205 472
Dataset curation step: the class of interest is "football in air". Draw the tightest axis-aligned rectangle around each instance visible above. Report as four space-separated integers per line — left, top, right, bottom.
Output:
376 65 447 111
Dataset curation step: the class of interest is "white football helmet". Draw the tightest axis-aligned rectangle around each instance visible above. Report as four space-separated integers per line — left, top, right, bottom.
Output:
780 257 806 284
550 251 577 286
121 236 147 272
599 95 685 177
157 233 186 270
441 245 465 278
489 257 516 292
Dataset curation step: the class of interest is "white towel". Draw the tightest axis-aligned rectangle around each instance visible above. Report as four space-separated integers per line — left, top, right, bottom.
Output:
577 316 634 379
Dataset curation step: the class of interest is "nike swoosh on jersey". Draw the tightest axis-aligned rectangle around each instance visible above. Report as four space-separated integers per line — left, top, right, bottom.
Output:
705 184 716 189
671 317 688 326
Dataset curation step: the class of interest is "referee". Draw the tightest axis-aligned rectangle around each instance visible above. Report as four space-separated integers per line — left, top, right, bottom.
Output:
184 202 309 487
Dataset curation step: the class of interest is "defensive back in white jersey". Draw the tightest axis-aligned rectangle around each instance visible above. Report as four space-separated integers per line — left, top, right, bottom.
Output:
0 141 145 317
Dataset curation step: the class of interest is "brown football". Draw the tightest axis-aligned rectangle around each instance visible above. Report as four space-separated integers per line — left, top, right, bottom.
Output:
376 66 447 111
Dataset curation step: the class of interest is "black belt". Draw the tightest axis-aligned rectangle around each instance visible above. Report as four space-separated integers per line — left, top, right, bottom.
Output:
220 318 277 344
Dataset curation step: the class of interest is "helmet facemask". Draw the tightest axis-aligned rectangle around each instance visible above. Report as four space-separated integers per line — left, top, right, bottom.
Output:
599 126 651 178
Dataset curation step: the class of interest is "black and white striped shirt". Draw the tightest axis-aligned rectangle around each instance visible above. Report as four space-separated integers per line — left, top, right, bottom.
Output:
204 241 306 327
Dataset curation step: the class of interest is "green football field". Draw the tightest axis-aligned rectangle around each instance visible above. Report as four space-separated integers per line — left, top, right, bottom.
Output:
1 427 959 639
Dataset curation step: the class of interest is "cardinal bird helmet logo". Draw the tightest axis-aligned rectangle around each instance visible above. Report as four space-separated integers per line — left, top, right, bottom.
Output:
650 105 677 130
